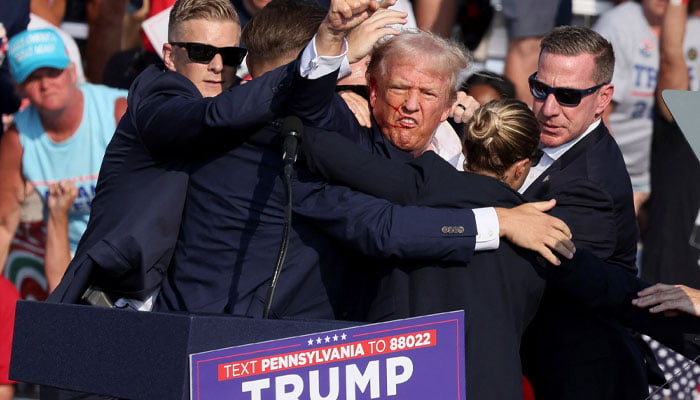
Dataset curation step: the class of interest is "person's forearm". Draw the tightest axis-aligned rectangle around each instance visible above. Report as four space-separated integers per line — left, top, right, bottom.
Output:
49 0 67 23
656 0 689 121
412 0 458 38
85 0 127 83
314 22 347 58
44 213 72 293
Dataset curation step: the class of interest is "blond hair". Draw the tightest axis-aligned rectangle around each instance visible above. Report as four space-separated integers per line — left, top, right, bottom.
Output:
366 30 470 105
168 0 240 41
463 99 540 178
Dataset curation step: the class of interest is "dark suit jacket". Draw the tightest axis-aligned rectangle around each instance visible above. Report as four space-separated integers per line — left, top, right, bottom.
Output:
297 101 548 398
521 122 649 400
49 62 297 304
125 64 477 318
523 122 639 271
301 124 700 399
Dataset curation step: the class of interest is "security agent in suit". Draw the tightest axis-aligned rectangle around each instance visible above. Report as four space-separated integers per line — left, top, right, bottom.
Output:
285 30 571 397
518 25 654 400
298 97 700 399
48 0 404 307
152 1 576 319
293 28 574 267
149 0 484 319
298 101 549 399
48 0 294 306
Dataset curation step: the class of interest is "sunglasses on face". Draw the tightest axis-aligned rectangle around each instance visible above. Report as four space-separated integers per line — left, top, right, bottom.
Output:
170 42 247 67
528 72 609 107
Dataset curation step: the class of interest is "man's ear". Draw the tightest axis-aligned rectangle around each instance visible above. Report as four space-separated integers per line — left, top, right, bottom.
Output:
595 83 614 116
368 77 378 108
440 106 450 122
163 43 176 72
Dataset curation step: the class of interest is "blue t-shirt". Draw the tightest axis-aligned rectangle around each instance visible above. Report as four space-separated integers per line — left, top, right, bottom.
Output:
15 83 127 251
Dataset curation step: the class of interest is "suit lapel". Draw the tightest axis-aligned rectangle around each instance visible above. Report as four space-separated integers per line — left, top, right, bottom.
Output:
523 162 557 199
524 123 607 199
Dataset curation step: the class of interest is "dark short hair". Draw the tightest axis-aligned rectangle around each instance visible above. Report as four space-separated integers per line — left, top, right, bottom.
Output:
540 25 615 84
242 0 326 69
462 70 516 100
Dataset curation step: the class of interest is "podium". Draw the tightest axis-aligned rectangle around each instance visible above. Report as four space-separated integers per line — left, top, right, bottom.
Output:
10 301 356 400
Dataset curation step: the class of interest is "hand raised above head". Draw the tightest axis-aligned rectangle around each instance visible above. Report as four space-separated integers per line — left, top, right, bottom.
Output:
496 199 576 266
346 8 407 63
326 0 397 34
316 0 398 57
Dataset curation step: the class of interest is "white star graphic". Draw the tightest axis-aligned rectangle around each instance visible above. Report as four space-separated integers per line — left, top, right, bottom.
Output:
316 337 322 344
324 336 331 343
341 333 347 340
333 334 339 342
307 338 314 346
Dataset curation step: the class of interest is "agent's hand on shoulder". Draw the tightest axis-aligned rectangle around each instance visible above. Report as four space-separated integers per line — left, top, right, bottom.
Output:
496 199 575 266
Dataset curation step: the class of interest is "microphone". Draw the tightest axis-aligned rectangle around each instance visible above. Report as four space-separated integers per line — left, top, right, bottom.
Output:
264 116 303 319
282 116 303 165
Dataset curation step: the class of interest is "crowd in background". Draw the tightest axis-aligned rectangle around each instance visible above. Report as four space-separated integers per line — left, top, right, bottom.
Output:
2 0 700 399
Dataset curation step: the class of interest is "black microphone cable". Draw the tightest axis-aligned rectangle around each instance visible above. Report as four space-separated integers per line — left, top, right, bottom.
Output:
263 116 303 319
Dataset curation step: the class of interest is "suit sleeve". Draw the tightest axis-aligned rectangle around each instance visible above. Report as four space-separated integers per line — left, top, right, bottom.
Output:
287 71 365 137
546 179 621 263
546 249 700 360
292 169 478 263
301 126 428 204
134 62 297 159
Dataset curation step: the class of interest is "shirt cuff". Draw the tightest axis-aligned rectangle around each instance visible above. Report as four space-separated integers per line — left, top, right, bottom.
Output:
300 35 348 79
473 207 499 251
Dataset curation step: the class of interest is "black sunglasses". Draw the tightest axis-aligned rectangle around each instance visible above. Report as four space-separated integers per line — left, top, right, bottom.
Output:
170 42 247 67
528 72 609 107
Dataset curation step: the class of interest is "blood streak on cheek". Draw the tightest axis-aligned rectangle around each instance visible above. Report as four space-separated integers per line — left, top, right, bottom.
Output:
386 102 404 129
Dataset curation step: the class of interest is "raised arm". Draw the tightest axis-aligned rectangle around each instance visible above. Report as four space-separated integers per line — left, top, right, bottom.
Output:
134 62 298 160
44 180 78 293
292 169 479 263
301 126 574 265
291 5 406 129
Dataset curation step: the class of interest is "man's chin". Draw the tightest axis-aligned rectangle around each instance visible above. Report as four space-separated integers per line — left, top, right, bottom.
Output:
540 133 565 148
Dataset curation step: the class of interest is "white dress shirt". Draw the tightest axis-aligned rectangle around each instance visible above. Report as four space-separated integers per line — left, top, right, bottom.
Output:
519 119 602 194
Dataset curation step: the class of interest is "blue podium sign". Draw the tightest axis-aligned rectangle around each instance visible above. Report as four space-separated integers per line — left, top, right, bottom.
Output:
190 311 465 400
